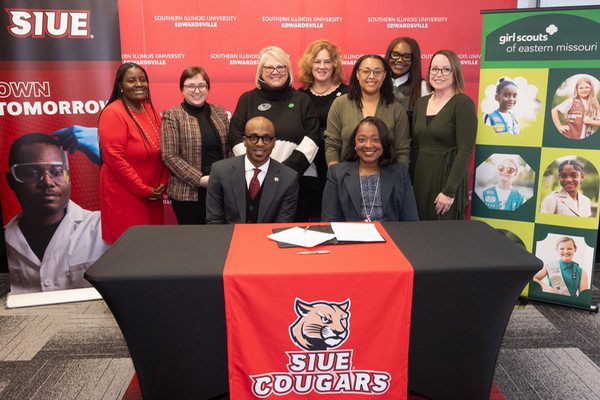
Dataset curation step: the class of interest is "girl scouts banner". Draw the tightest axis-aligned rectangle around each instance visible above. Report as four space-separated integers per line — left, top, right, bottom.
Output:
472 7 600 310
0 0 120 306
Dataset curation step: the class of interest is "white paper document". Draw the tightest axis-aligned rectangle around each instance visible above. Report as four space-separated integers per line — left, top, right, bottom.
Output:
330 222 385 242
267 227 336 248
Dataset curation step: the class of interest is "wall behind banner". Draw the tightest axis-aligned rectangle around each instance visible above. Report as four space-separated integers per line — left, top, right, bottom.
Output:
116 0 517 114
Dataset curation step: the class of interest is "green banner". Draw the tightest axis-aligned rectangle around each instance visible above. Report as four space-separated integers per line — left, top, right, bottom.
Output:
473 7 600 310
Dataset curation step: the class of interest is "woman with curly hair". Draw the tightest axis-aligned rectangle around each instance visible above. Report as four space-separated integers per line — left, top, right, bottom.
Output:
297 40 348 220
324 54 410 167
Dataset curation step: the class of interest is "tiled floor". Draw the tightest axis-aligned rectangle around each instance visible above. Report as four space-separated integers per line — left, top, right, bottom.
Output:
0 270 598 400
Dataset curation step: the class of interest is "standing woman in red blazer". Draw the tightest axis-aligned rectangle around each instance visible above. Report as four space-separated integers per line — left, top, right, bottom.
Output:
98 62 168 244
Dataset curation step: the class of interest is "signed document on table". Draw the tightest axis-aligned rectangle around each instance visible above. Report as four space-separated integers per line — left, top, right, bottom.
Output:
330 222 385 242
267 227 336 248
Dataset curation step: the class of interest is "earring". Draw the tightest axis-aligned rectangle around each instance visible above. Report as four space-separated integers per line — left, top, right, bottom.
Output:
120 89 123 93
354 146 357 151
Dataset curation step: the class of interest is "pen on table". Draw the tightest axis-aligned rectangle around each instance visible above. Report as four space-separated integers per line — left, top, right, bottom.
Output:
298 250 331 255
303 225 310 232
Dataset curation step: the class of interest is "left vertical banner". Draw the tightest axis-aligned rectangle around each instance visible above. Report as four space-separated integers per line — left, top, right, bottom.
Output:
0 0 121 306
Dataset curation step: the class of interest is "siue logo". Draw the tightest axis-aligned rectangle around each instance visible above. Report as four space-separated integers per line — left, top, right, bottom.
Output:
6 9 90 38
250 298 391 397
289 298 350 351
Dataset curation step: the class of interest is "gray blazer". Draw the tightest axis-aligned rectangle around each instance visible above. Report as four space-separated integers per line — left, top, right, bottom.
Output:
321 162 418 222
206 155 298 224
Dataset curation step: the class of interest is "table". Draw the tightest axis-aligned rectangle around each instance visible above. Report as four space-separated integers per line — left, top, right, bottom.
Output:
85 220 542 400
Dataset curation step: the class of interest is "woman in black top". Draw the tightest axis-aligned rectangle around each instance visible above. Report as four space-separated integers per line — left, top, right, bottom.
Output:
298 40 348 221
229 46 320 222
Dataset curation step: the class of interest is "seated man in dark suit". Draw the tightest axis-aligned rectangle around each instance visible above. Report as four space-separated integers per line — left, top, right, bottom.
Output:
206 117 298 224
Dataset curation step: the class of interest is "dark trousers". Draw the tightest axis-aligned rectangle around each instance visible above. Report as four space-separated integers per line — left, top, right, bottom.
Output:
171 187 207 225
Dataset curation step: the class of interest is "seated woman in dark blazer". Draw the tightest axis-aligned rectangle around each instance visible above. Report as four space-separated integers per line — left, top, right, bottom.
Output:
321 116 418 222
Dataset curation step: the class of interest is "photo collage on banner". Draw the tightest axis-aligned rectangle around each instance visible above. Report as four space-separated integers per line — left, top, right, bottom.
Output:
0 0 121 307
473 7 600 309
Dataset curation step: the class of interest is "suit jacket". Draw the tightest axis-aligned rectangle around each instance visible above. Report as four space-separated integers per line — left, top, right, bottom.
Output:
160 103 230 201
321 162 419 222
206 155 299 224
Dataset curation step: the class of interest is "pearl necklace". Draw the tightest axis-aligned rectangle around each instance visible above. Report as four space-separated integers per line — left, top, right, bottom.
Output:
128 105 160 151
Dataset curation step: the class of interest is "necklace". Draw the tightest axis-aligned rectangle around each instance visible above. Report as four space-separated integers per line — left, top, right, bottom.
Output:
128 105 161 151
359 172 380 222
311 83 334 95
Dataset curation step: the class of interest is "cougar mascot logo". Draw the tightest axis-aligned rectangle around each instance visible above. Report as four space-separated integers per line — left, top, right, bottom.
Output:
289 298 350 351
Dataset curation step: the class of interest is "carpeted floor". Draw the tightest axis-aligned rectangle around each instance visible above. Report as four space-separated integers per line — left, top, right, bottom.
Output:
0 269 598 400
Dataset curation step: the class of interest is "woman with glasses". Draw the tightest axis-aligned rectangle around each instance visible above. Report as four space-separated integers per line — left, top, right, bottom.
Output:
160 66 230 224
229 46 320 222
324 54 410 168
98 62 168 244
384 37 426 117
412 50 477 220
321 116 418 222
384 37 427 182
297 40 348 221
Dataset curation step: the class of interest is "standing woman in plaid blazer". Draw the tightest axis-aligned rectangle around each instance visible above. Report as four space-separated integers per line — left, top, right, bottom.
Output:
161 67 231 224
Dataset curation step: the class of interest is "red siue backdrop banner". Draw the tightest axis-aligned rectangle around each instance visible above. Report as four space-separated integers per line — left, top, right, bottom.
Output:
116 0 518 115
0 0 120 298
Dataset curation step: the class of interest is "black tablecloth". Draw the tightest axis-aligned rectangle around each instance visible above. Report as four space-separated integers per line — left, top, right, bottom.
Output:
85 220 541 400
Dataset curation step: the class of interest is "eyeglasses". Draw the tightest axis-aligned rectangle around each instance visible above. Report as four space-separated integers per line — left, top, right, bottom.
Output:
263 65 287 75
244 134 275 145
430 67 453 76
497 165 516 174
183 84 208 92
10 162 70 184
390 52 413 62
358 68 385 78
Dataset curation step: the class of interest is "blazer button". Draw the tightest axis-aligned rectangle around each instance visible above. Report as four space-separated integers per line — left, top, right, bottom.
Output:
249 205 255 211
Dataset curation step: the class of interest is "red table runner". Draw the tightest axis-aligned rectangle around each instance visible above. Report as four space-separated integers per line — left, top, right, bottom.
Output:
223 222 414 399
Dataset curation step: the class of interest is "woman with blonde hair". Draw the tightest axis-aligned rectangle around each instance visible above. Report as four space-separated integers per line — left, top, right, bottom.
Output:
552 76 600 139
229 46 320 221
298 40 348 220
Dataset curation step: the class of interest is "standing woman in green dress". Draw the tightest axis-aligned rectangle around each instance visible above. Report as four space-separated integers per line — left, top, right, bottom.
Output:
412 50 477 220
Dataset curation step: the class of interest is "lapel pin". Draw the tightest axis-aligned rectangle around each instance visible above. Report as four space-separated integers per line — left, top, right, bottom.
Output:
274 177 279 182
